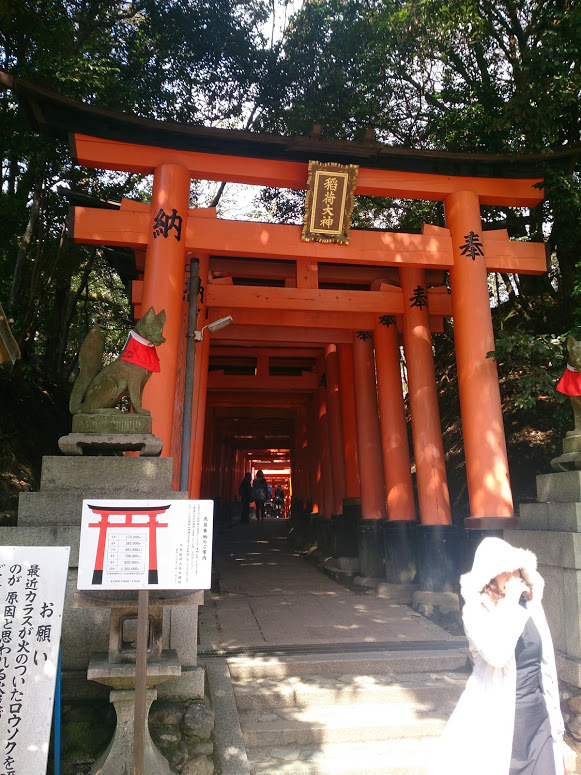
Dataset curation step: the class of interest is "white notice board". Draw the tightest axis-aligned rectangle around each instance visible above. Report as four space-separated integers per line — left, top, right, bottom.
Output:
0 546 69 775
77 499 214 590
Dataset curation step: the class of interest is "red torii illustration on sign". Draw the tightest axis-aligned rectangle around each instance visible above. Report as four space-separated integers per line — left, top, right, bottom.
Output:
88 504 170 585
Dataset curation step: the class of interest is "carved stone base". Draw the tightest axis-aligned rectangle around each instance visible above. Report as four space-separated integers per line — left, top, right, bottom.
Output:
72 413 152 434
551 431 581 470
87 651 181 689
58 433 163 456
564 430 581 454
91 689 175 775
551 451 581 472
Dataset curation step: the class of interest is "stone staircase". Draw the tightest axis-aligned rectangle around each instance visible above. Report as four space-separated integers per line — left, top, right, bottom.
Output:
228 646 469 775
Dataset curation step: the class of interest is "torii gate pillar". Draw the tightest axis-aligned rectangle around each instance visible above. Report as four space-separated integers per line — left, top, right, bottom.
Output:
141 163 191 454
353 332 386 578
189 254 210 499
445 190 516 529
400 267 451 527
400 267 456 591
374 318 417 584
374 318 415 521
316 359 334 521
338 344 361 501
324 344 346 515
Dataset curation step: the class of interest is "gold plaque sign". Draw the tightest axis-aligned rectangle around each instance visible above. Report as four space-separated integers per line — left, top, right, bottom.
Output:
302 161 358 244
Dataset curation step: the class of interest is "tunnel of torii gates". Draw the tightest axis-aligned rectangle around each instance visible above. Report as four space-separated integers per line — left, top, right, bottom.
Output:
5 74 554 581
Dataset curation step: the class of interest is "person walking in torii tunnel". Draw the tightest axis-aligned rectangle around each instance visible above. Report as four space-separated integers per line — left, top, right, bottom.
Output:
252 470 269 521
238 472 252 524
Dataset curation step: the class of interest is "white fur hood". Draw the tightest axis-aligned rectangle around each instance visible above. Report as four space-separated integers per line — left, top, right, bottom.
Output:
460 537 544 604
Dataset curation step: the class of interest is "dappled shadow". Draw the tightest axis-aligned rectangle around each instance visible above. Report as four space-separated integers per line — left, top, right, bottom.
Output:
203 518 472 773
209 518 465 650
226 650 469 774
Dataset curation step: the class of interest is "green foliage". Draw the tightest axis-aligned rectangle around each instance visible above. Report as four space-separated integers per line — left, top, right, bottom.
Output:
254 0 581 291
572 264 581 328
0 0 273 387
487 328 570 416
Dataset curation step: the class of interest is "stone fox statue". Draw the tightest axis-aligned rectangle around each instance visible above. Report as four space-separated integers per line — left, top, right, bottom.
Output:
69 307 166 417
557 335 581 432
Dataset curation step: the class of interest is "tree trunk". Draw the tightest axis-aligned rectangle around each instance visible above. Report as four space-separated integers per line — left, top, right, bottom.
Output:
10 154 46 310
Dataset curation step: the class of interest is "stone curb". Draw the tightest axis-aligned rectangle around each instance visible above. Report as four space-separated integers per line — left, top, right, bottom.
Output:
204 659 251 775
199 598 251 775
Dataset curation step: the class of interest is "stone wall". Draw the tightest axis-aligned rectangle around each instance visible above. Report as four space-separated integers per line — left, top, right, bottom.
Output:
0 456 205 700
505 469 581 751
506 470 581 688
150 698 215 775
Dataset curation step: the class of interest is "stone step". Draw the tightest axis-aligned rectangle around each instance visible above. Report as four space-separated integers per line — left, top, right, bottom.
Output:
537 470 581 503
233 672 467 710
0 526 81 565
239 701 452 748
227 648 467 681
38 455 175 492
17 490 187 525
240 680 581 775
247 738 438 775
248 738 581 775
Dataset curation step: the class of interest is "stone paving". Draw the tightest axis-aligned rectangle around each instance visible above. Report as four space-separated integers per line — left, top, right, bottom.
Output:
203 519 463 652
200 519 469 775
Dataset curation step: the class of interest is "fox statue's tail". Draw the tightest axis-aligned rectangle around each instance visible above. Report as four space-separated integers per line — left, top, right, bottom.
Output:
69 325 104 414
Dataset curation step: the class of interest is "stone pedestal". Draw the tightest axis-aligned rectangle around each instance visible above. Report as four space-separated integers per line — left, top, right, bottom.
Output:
79 585 202 774
72 413 153 434
308 512 320 547
416 524 459 593
92 689 174 775
550 428 581 471
506 470 581 687
317 516 333 556
563 430 581 455
357 519 384 578
332 508 359 558
59 433 163 456
88 651 181 689
0 456 204 700
381 519 417 584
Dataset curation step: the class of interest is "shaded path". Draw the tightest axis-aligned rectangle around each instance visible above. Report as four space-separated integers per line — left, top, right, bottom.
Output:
202 519 462 651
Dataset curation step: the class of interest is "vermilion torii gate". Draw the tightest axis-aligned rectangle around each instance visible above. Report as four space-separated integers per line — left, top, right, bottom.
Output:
4 74 550 580
68 132 545 528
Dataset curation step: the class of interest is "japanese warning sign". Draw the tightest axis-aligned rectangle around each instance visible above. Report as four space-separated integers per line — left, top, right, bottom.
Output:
77 500 214 590
0 545 69 775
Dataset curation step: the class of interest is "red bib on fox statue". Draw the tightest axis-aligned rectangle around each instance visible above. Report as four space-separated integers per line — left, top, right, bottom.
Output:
556 364 581 396
121 331 161 373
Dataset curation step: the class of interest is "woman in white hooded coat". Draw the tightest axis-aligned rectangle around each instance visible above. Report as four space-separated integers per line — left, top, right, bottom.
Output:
430 537 564 775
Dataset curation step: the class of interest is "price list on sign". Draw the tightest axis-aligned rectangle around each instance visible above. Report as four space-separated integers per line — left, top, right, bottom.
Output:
106 533 147 577
0 546 69 775
77 499 214 590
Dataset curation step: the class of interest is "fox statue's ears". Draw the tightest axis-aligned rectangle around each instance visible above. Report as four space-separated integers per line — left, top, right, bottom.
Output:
141 307 155 323
141 307 166 324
